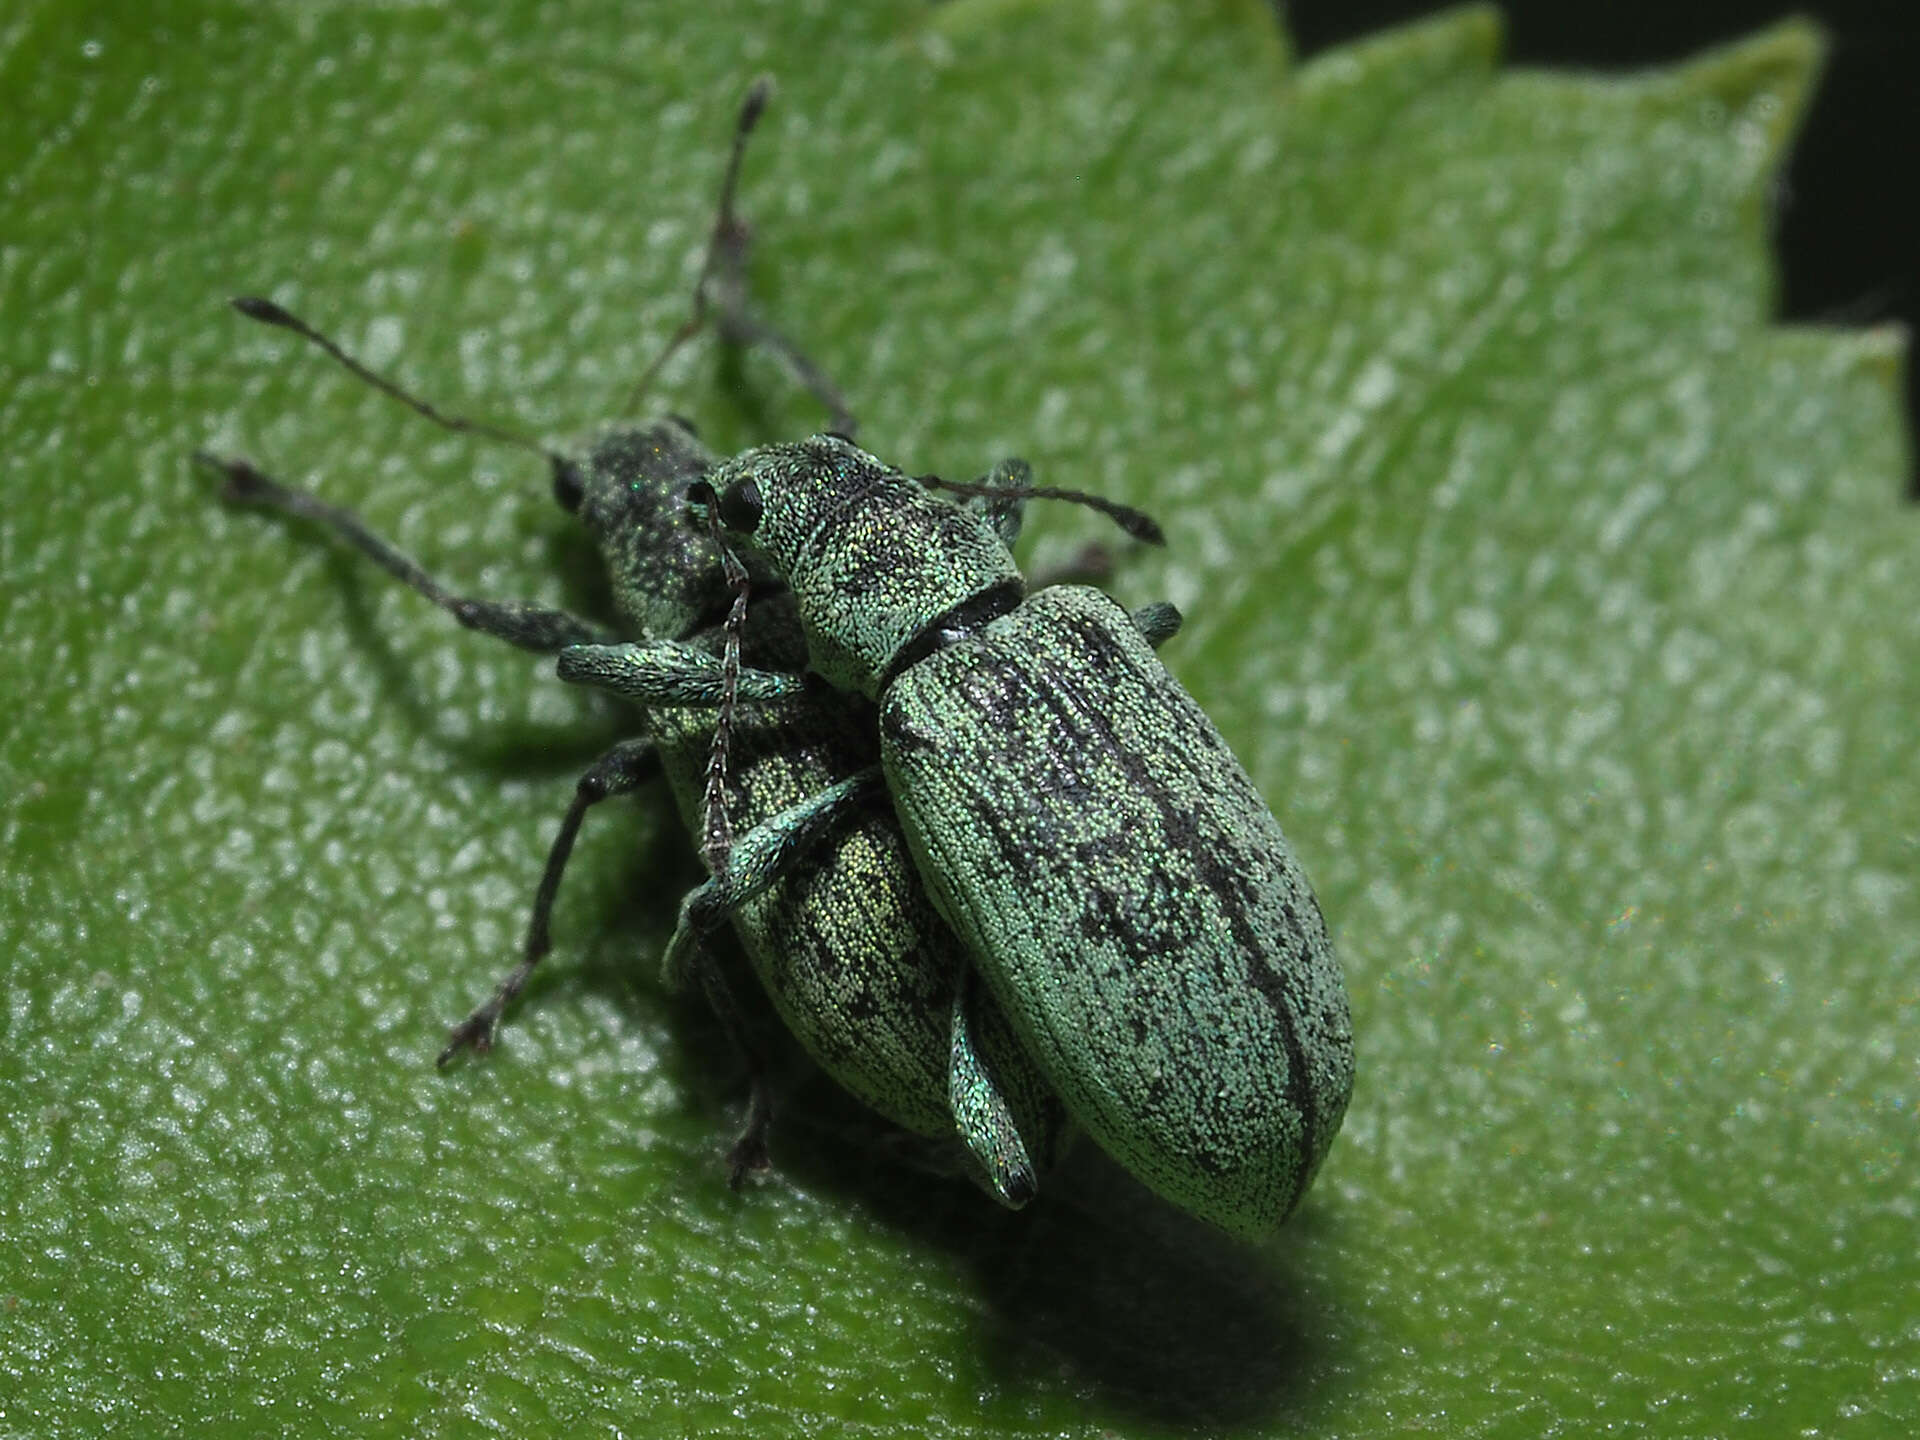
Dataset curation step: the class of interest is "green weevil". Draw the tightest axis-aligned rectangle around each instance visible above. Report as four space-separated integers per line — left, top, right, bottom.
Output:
565 438 1356 1239
195 81 1073 1205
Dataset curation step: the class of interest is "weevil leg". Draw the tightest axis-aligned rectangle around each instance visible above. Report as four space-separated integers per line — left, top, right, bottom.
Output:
623 77 857 437
658 767 887 1187
697 957 778 1188
196 452 613 653
556 640 804 707
1130 600 1184 649
657 768 887 992
438 738 664 1067
948 968 1040 1209
702 265 859 442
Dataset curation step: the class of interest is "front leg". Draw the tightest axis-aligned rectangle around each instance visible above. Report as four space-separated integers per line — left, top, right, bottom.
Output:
948 968 1042 1209
557 640 806 707
438 738 663 1066
197 451 612 654
656 768 888 992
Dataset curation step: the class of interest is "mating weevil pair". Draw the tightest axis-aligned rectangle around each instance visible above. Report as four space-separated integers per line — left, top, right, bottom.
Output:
203 81 1353 1238
573 438 1354 1236
201 82 1070 1207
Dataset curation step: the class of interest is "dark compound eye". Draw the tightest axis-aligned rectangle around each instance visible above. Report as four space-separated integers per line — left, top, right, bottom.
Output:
551 457 585 514
717 477 763 533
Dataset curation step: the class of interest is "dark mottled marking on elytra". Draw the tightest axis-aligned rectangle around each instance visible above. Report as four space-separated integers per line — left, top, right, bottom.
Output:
989 598 1324 1194
880 584 1353 1237
1053 598 1326 1202
1038 620 1318 1192
1077 888 1135 947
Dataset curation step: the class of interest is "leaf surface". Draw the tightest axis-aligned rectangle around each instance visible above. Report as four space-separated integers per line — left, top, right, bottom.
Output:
3 1 1911 1433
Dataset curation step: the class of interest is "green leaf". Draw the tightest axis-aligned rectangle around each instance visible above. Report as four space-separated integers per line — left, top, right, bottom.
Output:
4 0 1912 1434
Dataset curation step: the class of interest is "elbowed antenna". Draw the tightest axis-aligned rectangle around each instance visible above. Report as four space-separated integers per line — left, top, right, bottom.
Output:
919 473 1166 546
227 295 573 478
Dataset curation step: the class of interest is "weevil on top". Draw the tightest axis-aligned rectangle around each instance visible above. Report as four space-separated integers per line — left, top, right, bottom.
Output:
197 79 1104 1206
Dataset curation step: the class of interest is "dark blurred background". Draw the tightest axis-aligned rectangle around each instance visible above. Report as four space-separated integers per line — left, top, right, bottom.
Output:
1286 1 1920 492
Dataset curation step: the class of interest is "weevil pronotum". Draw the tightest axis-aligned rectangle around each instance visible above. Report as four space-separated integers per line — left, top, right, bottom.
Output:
198 80 1106 1204
565 440 1356 1238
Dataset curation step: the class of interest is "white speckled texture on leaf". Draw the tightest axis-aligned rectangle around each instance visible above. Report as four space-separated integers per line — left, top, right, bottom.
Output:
3 0 1912 1434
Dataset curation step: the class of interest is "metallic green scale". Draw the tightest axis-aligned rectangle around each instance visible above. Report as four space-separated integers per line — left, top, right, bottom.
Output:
686 435 1355 1238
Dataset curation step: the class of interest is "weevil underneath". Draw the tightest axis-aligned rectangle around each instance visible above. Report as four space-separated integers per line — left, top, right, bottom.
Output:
198 78 1098 1206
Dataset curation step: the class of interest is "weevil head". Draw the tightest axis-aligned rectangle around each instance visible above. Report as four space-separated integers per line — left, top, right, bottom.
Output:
690 434 1021 697
559 416 755 643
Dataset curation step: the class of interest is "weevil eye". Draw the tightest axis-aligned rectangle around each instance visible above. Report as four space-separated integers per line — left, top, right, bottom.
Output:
551 457 585 514
717 477 764 534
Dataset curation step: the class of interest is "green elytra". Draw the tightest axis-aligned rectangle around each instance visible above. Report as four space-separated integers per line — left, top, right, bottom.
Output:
576 436 1355 1238
195 82 1070 1205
